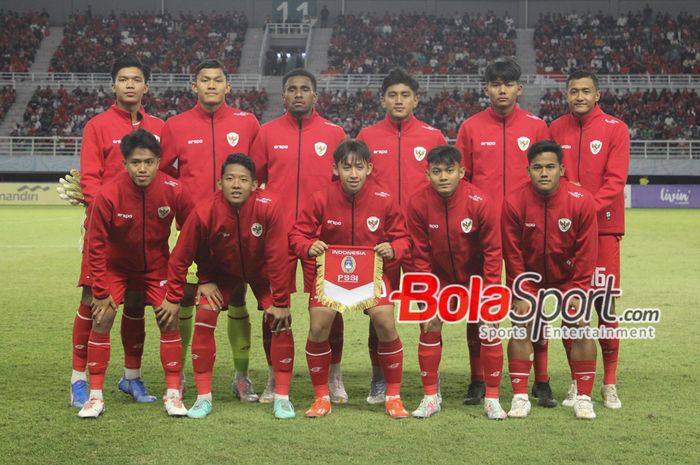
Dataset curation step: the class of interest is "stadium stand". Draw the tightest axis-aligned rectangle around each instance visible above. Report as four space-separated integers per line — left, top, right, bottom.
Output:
326 12 516 74
0 86 16 123
0 10 49 72
49 11 248 74
10 86 268 136
539 88 700 139
534 10 700 74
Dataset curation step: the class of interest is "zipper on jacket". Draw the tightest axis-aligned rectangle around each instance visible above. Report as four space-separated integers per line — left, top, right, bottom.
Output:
351 196 355 245
235 209 247 281
577 120 583 183
543 196 549 283
295 118 303 219
397 122 402 205
502 117 507 197
444 199 458 282
210 114 217 193
141 190 147 272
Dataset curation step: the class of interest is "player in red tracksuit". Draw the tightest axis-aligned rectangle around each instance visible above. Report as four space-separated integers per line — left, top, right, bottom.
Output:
250 69 348 404
160 59 261 402
502 140 599 420
70 55 165 409
456 59 554 407
550 70 629 410
159 154 294 419
356 68 446 404
405 145 506 420
78 129 193 419
289 139 411 419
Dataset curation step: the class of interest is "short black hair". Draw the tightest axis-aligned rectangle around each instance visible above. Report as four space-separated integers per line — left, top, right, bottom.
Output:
427 145 462 165
484 58 521 83
567 70 599 90
527 140 563 163
194 59 227 79
381 68 419 94
333 139 371 165
283 68 317 92
120 129 160 159
221 153 256 179
111 54 150 83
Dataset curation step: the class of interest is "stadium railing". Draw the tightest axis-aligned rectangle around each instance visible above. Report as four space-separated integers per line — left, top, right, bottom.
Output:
0 73 268 90
1 137 697 160
266 23 311 36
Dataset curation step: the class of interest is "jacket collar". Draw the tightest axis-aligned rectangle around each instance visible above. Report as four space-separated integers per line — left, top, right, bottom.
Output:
486 105 521 124
283 109 319 129
382 113 418 133
111 103 145 123
572 104 603 126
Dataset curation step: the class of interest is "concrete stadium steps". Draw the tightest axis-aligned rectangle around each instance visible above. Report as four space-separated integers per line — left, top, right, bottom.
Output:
305 28 332 74
238 27 265 75
260 76 284 123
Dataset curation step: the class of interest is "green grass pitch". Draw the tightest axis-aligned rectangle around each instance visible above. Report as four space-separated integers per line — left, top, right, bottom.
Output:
0 206 698 465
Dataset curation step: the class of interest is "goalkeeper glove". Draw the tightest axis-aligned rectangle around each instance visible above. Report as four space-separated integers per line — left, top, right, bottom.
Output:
57 169 86 206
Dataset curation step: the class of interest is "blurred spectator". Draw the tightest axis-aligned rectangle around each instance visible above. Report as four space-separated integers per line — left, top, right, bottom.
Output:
539 88 700 139
49 11 248 74
0 10 49 72
326 11 516 74
0 86 17 122
11 86 268 136
534 10 700 74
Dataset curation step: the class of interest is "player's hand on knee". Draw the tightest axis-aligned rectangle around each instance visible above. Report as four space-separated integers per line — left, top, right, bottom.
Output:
511 298 531 317
57 169 86 206
308 240 328 257
91 296 117 325
197 282 224 311
155 299 180 327
266 306 291 333
373 242 394 260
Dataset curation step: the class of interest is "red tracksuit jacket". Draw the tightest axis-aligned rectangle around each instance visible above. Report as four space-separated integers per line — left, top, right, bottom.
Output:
549 105 630 235
250 110 346 227
405 181 502 286
456 106 550 205
289 180 410 267
165 190 291 307
502 179 598 293
160 103 260 203
357 114 446 210
87 171 193 299
80 104 164 205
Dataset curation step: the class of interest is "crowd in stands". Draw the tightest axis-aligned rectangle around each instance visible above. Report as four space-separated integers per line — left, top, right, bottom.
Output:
0 86 16 122
0 10 49 72
49 11 248 74
10 86 268 137
534 9 700 74
316 89 486 137
326 12 516 74
539 88 700 139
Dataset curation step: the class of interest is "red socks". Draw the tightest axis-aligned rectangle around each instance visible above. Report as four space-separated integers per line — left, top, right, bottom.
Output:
72 302 93 371
329 313 344 365
121 306 145 370
306 339 331 398
572 360 597 397
159 329 182 390
599 320 620 384
467 323 484 383
192 308 219 395
508 359 532 395
87 331 111 390
270 326 295 396
377 337 403 397
418 331 441 395
533 337 549 383
480 338 503 398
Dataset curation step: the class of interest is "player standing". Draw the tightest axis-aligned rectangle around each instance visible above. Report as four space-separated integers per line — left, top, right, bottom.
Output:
159 154 293 419
289 139 411 419
70 55 165 408
405 145 506 420
456 59 554 407
356 68 446 404
502 140 599 420
550 71 629 409
160 59 261 401
249 69 348 404
78 129 193 418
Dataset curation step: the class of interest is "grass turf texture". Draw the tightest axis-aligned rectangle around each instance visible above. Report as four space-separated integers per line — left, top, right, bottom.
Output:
0 206 698 465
